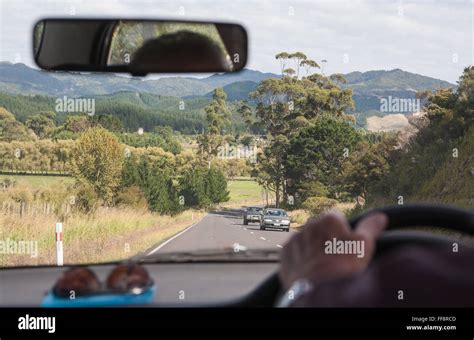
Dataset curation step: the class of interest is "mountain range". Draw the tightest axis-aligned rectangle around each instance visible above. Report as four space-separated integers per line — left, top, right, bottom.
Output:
0 62 456 116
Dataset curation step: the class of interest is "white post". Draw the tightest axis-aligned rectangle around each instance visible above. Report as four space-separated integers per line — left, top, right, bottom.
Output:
55 222 64 266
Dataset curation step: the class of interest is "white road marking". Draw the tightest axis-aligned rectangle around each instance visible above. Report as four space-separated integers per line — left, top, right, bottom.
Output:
233 243 247 252
260 237 266 241
276 244 283 248
147 217 203 255
250 232 254 234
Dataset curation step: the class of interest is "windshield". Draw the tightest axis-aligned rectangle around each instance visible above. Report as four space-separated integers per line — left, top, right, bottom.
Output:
265 210 287 217
0 0 472 268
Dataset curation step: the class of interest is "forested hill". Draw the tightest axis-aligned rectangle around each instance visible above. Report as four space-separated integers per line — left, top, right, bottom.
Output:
342 68 456 114
0 62 457 132
0 90 251 134
0 62 279 97
0 91 210 133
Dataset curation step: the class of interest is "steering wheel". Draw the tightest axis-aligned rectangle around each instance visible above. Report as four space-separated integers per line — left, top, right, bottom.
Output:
235 204 474 307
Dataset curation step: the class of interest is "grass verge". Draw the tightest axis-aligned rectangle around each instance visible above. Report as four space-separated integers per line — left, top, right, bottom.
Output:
0 207 201 267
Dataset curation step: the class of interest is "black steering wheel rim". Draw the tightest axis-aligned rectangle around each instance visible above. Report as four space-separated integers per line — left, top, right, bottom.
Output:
234 204 474 307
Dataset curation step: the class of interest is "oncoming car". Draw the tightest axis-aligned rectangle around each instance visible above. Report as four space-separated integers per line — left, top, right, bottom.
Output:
260 208 290 232
243 206 264 225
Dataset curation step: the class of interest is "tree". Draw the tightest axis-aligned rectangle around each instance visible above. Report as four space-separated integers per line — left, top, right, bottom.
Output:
252 135 288 207
26 111 56 138
283 68 296 78
329 73 347 84
207 167 230 204
275 52 290 75
197 88 230 168
71 127 124 205
0 107 31 142
179 168 211 208
64 115 92 133
302 196 338 217
289 52 307 79
301 59 320 77
247 52 356 207
237 101 253 131
340 140 392 202
91 114 124 133
144 169 180 214
179 166 229 208
284 115 362 202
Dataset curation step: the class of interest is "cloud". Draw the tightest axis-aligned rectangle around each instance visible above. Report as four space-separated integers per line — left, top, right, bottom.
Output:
0 0 471 82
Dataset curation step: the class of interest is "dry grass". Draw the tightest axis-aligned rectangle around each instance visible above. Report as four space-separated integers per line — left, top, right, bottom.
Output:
289 202 356 229
0 207 201 267
288 209 310 229
366 114 410 132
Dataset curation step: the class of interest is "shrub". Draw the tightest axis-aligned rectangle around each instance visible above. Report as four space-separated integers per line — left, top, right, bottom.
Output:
71 127 124 205
74 183 100 213
179 167 229 208
302 196 338 217
116 186 148 208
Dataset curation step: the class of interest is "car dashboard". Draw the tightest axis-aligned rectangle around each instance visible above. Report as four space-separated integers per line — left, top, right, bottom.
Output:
0 262 278 307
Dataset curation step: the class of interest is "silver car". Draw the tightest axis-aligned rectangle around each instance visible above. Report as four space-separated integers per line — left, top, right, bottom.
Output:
260 208 290 232
243 206 264 225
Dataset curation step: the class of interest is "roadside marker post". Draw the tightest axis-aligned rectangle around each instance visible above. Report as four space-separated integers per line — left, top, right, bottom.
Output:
56 222 64 266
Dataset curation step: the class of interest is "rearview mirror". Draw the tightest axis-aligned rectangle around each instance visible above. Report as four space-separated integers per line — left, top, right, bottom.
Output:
33 19 248 75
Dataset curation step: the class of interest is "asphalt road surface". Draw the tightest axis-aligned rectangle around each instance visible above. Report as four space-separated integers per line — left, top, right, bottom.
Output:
147 209 296 255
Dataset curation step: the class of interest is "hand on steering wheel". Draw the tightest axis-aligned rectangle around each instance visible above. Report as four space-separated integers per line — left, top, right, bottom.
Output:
279 212 387 291
237 204 474 307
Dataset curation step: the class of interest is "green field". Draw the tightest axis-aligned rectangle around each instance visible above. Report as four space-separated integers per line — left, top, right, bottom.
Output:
0 174 264 208
0 174 73 187
225 179 272 208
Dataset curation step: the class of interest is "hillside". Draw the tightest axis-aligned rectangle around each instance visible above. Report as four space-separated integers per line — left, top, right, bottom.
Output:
0 62 275 98
0 62 458 130
203 80 259 101
200 69 280 88
416 126 474 208
0 62 214 97
343 69 454 92
0 91 210 133
342 69 456 115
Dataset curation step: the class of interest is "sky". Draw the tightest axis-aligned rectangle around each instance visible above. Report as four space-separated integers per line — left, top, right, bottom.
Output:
0 0 472 83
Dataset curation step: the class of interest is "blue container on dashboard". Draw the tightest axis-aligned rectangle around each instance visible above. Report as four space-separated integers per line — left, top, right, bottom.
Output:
41 283 156 307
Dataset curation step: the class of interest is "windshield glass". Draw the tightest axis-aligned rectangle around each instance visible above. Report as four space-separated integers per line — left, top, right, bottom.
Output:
265 210 287 217
0 0 472 267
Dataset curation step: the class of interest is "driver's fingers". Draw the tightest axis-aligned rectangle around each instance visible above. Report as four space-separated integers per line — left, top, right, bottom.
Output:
305 210 350 237
353 213 388 245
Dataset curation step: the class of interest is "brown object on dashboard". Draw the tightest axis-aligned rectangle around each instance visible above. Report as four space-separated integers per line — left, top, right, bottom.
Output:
106 263 152 292
53 267 101 297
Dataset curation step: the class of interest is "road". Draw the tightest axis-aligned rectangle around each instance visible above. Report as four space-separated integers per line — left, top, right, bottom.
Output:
146 209 295 255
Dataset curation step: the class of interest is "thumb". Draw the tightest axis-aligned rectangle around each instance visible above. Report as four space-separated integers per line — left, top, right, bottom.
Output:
354 212 388 244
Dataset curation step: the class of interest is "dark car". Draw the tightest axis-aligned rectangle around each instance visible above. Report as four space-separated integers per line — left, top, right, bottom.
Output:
260 208 290 232
243 206 264 225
